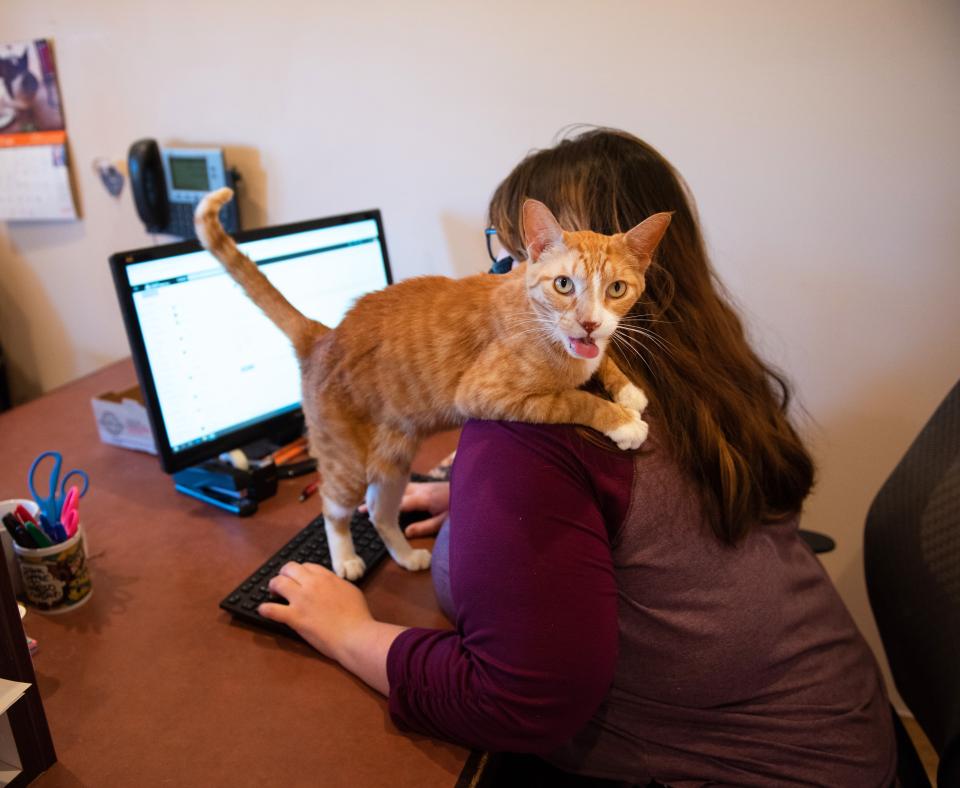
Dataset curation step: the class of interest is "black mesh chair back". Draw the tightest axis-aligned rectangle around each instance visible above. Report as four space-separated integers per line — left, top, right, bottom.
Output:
864 379 960 787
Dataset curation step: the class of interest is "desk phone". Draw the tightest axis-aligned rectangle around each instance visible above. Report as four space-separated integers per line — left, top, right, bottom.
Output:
128 139 240 239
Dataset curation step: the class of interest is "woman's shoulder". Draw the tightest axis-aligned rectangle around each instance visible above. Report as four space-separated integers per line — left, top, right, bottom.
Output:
459 418 665 467
457 420 637 523
458 419 621 464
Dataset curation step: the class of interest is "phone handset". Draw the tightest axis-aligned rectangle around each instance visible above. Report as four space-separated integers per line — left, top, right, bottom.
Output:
128 139 169 233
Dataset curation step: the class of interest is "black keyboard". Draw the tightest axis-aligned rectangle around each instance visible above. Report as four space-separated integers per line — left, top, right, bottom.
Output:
220 509 431 637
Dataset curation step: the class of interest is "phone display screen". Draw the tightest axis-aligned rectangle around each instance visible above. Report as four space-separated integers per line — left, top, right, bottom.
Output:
169 156 210 191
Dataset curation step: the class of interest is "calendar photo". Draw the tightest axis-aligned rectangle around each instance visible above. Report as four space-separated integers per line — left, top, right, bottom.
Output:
0 39 65 137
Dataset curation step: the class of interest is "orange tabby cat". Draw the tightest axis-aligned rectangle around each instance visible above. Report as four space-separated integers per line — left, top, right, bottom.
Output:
195 189 670 579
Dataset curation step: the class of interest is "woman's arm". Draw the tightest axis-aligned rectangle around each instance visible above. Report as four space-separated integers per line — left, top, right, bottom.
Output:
261 420 626 753
259 480 453 687
387 421 624 753
259 562 405 695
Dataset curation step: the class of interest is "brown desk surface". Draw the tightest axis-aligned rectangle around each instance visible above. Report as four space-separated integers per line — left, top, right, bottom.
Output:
0 359 468 787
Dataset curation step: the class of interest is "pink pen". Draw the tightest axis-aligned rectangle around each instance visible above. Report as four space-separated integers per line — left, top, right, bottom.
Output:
60 485 79 522
63 508 79 538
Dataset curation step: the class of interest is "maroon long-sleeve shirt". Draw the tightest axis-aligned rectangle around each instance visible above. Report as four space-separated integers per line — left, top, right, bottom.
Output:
386 420 896 786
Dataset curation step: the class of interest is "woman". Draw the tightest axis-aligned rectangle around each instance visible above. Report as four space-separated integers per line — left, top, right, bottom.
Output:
260 128 896 786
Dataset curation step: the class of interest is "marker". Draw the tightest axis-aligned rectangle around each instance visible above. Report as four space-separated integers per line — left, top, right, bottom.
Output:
60 486 79 521
277 458 317 479
299 480 319 503
270 437 308 465
14 505 38 527
3 513 34 548
23 522 52 548
38 513 59 542
63 509 79 539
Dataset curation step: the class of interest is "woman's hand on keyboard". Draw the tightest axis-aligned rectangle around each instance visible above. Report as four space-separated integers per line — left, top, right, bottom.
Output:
260 560 404 695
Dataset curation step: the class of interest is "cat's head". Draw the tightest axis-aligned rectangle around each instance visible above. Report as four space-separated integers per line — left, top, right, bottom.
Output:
521 199 671 362
0 50 28 77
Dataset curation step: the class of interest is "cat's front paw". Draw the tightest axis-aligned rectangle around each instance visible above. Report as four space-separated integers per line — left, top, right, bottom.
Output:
617 383 648 414
392 547 432 572
606 409 649 451
333 555 367 581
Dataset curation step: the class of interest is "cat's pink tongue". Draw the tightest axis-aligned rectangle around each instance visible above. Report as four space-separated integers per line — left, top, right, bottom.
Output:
570 337 600 359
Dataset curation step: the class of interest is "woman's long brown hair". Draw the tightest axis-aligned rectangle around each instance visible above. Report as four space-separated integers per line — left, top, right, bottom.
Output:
488 127 815 544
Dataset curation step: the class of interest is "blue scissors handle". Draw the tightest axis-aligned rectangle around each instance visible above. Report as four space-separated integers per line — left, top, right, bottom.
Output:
28 450 63 524
59 468 90 500
28 451 90 523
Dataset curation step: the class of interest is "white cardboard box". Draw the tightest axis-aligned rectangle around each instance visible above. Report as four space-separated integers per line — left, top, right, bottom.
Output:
90 385 156 454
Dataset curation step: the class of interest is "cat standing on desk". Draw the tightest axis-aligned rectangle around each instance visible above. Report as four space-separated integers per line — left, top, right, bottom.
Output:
195 188 671 580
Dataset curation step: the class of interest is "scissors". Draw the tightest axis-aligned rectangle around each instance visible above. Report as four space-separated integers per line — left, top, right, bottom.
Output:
28 450 90 526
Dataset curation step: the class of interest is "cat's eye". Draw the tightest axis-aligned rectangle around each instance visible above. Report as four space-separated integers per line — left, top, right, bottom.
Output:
554 276 574 295
607 281 627 298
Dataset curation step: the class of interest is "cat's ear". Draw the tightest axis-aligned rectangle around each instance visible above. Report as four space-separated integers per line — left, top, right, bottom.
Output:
522 199 566 262
624 212 672 273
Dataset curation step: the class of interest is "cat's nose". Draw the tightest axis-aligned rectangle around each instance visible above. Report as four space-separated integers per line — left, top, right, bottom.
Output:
580 321 600 335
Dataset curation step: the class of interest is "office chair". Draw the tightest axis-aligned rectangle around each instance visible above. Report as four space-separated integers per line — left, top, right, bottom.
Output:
864 378 960 787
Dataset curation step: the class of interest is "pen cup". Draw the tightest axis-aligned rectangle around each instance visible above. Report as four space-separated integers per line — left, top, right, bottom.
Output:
0 498 31 596
10 500 93 613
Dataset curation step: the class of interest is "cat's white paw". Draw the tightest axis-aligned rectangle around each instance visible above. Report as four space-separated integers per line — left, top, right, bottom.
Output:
606 410 649 451
392 547 432 572
333 555 367 581
617 383 648 414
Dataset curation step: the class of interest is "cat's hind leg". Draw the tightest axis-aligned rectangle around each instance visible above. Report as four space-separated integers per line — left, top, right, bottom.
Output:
366 474 431 571
366 429 431 572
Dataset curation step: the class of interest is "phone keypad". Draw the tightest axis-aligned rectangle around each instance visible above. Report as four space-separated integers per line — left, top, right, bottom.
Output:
168 195 239 240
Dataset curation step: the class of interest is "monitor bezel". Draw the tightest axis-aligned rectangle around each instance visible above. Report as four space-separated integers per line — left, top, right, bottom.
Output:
109 208 393 474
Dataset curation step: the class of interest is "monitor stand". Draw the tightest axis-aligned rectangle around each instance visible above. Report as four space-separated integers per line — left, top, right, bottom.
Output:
173 450 279 517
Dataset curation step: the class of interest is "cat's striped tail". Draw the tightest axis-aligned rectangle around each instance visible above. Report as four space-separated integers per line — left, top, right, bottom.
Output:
194 188 326 358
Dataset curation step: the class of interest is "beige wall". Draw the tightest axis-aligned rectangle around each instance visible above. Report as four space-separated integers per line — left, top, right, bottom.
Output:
2 0 959 709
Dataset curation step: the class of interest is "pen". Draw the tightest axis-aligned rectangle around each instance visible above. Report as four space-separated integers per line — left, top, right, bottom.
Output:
277 458 318 478
40 513 66 543
270 437 308 465
63 509 79 539
3 513 34 548
60 485 79 522
299 480 319 502
38 513 60 542
14 505 39 527
24 521 52 548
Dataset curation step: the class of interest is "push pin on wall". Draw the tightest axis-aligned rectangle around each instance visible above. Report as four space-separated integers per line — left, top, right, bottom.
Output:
93 157 125 198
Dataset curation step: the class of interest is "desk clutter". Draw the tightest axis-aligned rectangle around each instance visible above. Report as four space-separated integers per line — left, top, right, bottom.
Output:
173 435 316 516
0 450 93 612
90 385 156 454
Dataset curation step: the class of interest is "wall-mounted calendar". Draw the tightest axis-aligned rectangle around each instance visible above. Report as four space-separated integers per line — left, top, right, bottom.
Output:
0 38 78 221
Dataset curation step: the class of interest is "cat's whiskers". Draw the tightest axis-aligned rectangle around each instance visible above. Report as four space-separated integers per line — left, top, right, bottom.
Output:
611 331 656 377
503 314 555 340
617 324 672 344
614 324 675 357
503 313 551 328
503 307 559 339
618 314 675 326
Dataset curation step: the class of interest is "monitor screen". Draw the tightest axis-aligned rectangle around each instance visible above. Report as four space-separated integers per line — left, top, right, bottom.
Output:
110 210 392 472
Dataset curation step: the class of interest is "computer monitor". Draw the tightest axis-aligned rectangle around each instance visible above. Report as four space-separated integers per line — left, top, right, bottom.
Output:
110 209 392 473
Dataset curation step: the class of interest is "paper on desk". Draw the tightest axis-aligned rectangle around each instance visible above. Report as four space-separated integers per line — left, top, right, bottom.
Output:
0 679 29 716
